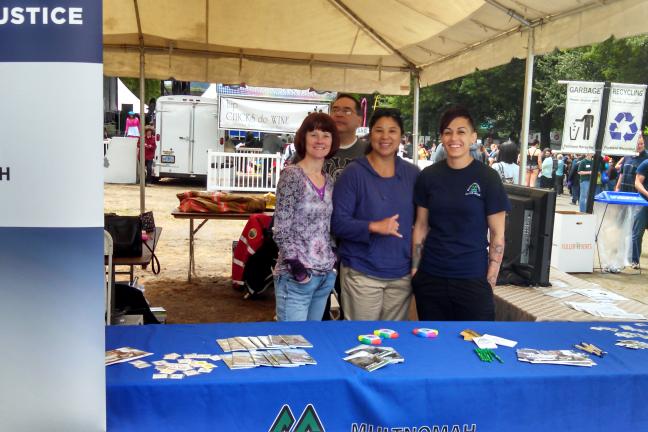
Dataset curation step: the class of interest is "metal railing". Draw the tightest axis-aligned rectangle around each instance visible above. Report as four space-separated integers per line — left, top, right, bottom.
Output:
207 151 283 192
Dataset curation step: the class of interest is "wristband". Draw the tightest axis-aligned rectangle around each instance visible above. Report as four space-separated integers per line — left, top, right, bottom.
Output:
358 334 382 345
413 328 439 338
374 329 399 339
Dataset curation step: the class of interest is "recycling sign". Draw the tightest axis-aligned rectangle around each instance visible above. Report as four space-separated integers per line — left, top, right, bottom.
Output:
608 112 639 141
602 83 647 156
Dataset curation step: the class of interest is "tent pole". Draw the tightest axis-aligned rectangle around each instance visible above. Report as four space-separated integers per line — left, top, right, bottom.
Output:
139 47 146 213
518 27 534 185
412 71 420 165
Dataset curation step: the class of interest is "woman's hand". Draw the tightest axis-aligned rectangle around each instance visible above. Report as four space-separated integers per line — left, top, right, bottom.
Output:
369 214 402 238
296 274 312 284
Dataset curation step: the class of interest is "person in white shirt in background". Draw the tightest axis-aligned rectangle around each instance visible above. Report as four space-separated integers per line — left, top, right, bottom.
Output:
539 148 554 189
491 140 520 184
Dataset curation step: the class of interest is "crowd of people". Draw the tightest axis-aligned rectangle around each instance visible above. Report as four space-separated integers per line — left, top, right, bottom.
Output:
272 95 510 322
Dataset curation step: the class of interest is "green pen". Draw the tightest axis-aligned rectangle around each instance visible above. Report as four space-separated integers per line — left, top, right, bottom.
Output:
493 352 504 363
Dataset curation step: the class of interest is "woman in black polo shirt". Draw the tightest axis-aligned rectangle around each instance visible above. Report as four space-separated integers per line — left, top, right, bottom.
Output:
411 106 510 321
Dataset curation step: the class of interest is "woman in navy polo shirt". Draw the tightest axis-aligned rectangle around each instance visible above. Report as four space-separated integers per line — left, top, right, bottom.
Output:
411 106 510 321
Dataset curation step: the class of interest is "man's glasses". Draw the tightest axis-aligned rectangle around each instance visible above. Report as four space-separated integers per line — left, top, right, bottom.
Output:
331 107 358 116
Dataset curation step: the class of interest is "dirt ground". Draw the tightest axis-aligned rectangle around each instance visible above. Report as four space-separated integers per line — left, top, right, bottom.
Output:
105 181 648 324
105 179 275 323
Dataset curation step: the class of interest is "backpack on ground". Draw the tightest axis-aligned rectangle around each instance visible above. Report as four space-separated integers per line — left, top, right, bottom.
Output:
242 229 278 299
231 214 278 299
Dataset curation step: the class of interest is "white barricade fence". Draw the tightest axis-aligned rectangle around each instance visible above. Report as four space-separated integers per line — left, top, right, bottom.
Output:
207 151 284 192
235 147 263 153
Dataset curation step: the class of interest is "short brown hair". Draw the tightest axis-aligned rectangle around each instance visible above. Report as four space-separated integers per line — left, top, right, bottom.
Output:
294 113 340 159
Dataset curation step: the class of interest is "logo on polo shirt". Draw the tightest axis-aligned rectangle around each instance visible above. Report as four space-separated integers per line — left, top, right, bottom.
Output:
465 182 481 197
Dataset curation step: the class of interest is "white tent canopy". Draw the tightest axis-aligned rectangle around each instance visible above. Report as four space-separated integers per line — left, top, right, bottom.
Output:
117 78 144 112
201 84 217 99
104 0 648 211
104 0 648 94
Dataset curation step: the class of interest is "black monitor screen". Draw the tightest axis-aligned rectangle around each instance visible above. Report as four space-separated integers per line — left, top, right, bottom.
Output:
501 184 556 286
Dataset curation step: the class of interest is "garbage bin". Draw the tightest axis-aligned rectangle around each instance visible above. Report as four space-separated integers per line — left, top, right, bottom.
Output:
593 191 647 272
551 211 595 273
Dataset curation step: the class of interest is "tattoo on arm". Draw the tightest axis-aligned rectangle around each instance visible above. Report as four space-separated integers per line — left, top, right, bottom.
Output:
489 243 504 265
412 243 423 269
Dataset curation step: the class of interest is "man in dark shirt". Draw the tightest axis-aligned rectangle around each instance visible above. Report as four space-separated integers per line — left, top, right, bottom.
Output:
568 154 584 205
577 154 594 213
324 94 368 181
614 134 648 268
615 134 647 192
632 145 648 268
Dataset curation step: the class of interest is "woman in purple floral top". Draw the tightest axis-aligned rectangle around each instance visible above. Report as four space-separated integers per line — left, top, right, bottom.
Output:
273 113 340 321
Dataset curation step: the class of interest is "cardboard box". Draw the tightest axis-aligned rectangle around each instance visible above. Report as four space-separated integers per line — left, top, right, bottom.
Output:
551 211 595 273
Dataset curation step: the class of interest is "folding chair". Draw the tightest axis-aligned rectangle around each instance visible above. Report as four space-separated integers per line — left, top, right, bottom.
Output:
104 230 114 325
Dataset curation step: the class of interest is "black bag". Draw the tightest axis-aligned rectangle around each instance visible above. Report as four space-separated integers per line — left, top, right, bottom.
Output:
105 214 143 258
114 283 160 324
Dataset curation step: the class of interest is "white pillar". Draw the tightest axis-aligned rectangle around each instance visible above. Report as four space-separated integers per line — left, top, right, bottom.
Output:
412 72 420 165
518 27 535 185
139 48 146 213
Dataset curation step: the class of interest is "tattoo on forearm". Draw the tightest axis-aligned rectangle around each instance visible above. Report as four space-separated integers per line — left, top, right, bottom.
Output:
489 242 504 265
412 243 422 269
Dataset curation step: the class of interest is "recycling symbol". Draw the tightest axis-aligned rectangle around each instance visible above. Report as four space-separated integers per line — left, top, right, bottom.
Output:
608 112 639 141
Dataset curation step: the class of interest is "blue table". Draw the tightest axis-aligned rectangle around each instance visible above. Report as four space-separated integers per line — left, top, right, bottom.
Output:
106 321 648 431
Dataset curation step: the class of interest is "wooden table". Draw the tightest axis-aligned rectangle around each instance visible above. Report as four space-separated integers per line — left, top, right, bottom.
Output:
494 267 648 321
171 211 272 282
112 227 162 283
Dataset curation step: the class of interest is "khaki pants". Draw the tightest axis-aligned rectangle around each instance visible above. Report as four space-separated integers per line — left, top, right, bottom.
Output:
340 264 412 321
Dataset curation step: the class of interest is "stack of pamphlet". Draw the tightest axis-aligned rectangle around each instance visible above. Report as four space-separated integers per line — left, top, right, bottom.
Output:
146 353 220 379
564 301 646 320
216 335 316 370
516 348 596 367
105 347 153 366
343 345 404 372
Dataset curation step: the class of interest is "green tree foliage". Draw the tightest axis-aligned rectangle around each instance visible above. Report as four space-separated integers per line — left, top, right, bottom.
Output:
386 35 648 146
385 61 526 142
120 78 161 105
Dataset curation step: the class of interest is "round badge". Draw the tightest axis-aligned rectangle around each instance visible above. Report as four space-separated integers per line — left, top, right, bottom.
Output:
248 228 257 240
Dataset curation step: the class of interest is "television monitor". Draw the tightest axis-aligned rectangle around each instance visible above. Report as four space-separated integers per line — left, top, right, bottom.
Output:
501 184 556 286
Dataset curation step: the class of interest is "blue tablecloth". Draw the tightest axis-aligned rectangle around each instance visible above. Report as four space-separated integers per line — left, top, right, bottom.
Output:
106 321 648 431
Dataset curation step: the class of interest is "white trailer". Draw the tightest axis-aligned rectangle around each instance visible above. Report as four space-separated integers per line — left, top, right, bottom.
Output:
153 95 224 180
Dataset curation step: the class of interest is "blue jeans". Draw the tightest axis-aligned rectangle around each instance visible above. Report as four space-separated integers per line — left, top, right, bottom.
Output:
579 180 601 212
571 180 580 204
274 271 336 321
579 180 590 212
632 207 648 264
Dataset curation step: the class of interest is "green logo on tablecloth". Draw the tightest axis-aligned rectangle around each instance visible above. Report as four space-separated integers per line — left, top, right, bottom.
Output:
269 404 325 432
